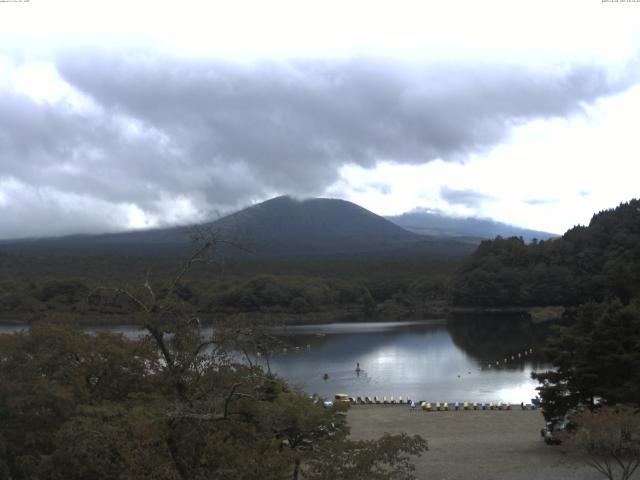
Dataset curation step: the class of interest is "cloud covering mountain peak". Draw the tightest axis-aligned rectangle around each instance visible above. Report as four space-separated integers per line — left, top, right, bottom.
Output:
0 51 637 238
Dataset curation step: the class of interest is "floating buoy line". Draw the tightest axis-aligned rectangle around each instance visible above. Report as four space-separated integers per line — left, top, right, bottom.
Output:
487 347 534 369
337 396 538 411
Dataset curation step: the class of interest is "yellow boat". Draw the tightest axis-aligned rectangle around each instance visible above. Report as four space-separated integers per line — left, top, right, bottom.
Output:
334 393 351 408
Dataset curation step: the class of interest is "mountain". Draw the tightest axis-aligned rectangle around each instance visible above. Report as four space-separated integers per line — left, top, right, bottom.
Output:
386 209 557 241
0 196 476 261
212 196 421 255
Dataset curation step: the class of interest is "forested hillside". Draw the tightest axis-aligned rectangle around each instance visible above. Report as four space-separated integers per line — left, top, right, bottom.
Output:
452 199 640 306
0 196 472 322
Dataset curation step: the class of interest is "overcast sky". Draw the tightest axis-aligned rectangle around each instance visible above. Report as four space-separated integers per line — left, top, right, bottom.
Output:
1 0 639 239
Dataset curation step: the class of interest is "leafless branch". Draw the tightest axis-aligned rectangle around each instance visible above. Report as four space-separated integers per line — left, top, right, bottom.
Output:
114 287 151 314
144 270 156 304
223 382 242 419
193 339 218 357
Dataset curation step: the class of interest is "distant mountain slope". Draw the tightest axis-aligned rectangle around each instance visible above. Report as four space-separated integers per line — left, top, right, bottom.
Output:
213 196 421 254
0 196 476 261
386 209 557 241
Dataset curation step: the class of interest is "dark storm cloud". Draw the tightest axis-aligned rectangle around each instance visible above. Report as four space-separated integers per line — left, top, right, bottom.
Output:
0 51 636 237
440 186 495 208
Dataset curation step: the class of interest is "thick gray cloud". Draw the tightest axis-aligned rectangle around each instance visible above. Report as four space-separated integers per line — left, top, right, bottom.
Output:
0 51 636 238
440 186 495 208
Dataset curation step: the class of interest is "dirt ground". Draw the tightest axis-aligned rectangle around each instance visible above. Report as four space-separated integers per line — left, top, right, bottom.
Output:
347 405 602 480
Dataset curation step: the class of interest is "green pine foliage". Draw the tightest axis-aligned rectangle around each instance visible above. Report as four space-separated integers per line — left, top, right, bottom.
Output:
533 299 640 422
453 199 640 306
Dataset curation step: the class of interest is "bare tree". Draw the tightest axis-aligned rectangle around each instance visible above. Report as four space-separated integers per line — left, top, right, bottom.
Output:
561 405 640 480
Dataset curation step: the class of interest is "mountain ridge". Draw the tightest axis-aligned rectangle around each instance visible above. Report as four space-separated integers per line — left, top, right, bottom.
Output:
386 208 557 241
0 196 559 261
0 196 475 261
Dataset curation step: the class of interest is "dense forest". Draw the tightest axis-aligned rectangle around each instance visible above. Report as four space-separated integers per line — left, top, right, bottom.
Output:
2 199 639 323
0 253 454 324
0 196 476 323
453 199 640 307
499 200 640 436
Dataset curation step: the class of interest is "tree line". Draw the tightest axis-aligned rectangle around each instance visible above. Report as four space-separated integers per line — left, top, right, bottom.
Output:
511 200 640 480
453 199 640 307
0 270 452 322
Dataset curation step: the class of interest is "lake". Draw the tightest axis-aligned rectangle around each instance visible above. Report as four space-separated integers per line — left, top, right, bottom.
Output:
265 319 549 404
0 317 551 404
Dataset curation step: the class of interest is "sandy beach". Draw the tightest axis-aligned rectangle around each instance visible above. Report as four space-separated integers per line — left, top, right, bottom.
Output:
347 405 601 480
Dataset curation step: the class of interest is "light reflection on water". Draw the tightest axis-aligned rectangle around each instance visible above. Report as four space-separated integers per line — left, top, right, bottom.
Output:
265 320 548 404
0 319 549 403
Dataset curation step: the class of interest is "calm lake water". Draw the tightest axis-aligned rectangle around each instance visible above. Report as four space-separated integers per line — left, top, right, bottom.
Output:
0 318 551 404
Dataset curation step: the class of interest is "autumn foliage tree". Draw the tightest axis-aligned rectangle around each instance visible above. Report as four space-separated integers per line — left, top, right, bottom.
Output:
0 231 427 480
560 406 640 480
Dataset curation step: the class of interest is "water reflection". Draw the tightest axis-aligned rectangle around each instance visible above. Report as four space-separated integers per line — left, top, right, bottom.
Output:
0 324 27 335
0 317 551 403
446 313 549 368
266 318 550 403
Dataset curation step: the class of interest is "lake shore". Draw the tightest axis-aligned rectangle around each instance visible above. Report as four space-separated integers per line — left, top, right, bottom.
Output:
0 304 566 326
347 405 598 480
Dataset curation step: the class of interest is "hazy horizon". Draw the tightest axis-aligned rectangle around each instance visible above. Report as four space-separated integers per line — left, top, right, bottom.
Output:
0 194 565 242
